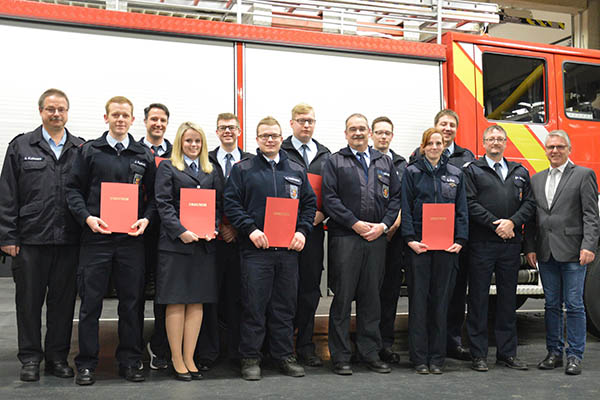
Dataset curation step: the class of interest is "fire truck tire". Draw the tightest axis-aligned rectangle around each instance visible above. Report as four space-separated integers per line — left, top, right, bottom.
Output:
584 253 600 339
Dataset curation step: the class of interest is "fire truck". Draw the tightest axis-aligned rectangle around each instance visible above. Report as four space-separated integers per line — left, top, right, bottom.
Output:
0 0 599 335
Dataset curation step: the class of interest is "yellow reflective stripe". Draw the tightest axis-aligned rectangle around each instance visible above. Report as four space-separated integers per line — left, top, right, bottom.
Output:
453 42 477 102
475 65 483 106
499 123 549 172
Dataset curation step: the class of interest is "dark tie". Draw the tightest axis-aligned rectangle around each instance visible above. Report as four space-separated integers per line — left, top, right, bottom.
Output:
443 148 451 158
301 144 310 168
190 162 198 176
269 160 276 169
493 162 504 182
357 152 368 181
115 142 124 156
151 145 161 155
225 153 233 179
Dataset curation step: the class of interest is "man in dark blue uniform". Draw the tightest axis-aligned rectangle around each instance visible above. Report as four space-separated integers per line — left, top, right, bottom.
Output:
139 103 172 371
196 113 253 369
66 96 156 385
323 113 401 375
0 88 83 382
224 116 316 381
281 103 330 367
370 116 406 364
464 124 535 372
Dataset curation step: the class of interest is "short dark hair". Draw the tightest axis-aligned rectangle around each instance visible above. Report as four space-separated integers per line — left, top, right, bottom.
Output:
434 109 459 126
371 116 393 132
38 88 69 110
144 103 170 120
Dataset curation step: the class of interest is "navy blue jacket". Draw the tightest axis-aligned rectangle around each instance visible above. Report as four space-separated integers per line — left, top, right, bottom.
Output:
389 149 408 184
66 132 157 244
322 146 401 237
401 155 468 246
223 149 317 249
463 157 535 243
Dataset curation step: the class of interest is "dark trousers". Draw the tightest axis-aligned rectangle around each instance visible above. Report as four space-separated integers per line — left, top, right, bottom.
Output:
328 235 387 364
294 225 325 355
75 239 145 370
239 248 299 360
195 303 220 363
379 236 404 349
12 244 78 364
149 303 168 358
446 248 469 350
407 250 457 366
467 242 520 359
143 228 168 358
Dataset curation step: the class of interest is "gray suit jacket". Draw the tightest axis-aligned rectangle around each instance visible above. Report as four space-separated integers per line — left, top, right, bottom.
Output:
524 162 599 263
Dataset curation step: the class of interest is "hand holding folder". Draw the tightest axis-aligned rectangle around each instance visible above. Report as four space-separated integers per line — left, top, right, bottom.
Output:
180 188 217 239
99 182 139 234
263 197 299 248
421 203 455 251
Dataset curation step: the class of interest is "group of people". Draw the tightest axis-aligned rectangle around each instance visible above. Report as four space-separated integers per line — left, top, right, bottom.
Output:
0 89 598 387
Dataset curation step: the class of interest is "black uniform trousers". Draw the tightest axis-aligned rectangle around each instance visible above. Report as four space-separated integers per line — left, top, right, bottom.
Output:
446 248 469 350
75 238 145 370
12 244 78 364
239 248 298 360
328 235 387 364
294 225 325 355
466 242 521 359
379 236 404 349
407 250 457 366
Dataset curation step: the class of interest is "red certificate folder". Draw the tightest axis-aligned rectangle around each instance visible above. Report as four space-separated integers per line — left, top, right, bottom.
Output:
422 203 455 250
264 197 299 248
100 182 138 233
307 173 322 210
155 157 167 168
180 188 216 237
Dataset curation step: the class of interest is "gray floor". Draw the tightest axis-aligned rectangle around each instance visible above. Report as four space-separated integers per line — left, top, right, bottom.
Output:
0 277 599 400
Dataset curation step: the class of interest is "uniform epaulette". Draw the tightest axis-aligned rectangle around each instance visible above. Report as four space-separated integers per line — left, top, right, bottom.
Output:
463 161 473 168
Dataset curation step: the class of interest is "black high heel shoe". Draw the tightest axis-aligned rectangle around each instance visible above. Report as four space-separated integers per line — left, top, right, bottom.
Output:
172 366 192 382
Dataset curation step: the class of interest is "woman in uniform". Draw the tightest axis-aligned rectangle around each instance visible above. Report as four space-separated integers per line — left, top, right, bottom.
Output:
155 122 222 381
401 127 468 375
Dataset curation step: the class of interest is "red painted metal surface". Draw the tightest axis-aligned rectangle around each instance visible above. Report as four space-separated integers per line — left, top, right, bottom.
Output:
235 42 244 148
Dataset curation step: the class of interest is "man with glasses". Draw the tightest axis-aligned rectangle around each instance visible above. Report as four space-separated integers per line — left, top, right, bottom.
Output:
322 113 401 375
224 116 316 380
197 113 253 369
370 116 406 364
281 103 330 367
525 130 599 375
0 88 83 382
463 125 535 372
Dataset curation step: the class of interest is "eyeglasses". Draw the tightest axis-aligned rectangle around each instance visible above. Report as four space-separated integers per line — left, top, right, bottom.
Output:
546 145 568 151
484 137 507 143
347 126 368 134
217 125 239 132
257 133 282 140
43 107 68 114
294 118 316 126
373 130 393 137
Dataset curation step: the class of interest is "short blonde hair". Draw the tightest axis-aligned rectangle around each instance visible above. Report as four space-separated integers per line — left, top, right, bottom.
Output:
291 103 314 119
256 116 281 135
171 122 213 174
105 96 133 115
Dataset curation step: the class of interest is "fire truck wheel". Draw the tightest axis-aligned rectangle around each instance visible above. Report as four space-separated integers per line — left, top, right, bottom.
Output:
584 251 600 339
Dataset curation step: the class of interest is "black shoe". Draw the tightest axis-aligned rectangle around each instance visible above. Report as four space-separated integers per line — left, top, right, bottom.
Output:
279 356 305 377
415 364 429 374
379 347 401 364
20 362 40 382
240 358 261 381
118 365 145 382
565 357 582 375
147 343 168 370
496 356 528 370
45 360 74 378
538 352 563 370
297 351 324 367
366 359 391 374
429 364 443 374
196 358 212 372
173 368 192 382
447 345 472 361
75 368 95 386
189 370 203 380
332 362 352 376
471 358 489 372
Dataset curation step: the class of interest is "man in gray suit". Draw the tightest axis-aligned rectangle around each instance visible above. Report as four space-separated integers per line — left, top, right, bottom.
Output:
524 129 599 376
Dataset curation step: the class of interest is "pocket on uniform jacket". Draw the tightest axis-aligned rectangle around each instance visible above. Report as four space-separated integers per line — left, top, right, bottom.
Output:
22 160 47 170
564 226 583 236
441 175 459 199
19 200 43 217
284 176 302 200
129 162 147 185
376 170 390 199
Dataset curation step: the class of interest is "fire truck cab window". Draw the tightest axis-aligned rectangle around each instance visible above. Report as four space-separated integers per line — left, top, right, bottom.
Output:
563 62 600 121
482 53 546 123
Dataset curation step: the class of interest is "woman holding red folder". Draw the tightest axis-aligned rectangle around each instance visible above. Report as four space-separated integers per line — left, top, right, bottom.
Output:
155 122 222 381
400 128 468 375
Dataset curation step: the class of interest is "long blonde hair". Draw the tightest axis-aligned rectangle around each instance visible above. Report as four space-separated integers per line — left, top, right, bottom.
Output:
171 122 213 174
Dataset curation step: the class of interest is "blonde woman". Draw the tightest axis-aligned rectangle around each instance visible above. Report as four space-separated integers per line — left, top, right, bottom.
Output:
155 122 222 381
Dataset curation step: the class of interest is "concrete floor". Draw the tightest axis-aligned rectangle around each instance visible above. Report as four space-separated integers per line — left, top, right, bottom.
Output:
0 277 599 400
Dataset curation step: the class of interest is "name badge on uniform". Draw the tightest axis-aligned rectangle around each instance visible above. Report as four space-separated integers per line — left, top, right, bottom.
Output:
24 156 43 161
290 185 299 199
